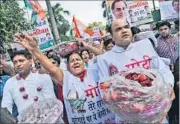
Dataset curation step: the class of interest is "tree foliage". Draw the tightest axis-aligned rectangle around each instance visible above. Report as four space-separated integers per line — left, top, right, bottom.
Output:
46 3 71 42
101 1 107 18
0 0 31 48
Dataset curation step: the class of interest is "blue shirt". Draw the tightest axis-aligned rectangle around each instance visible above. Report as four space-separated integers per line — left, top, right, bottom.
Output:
0 75 10 97
0 75 18 117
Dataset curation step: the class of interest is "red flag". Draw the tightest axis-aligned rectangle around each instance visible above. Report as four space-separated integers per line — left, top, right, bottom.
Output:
72 16 82 38
99 29 104 36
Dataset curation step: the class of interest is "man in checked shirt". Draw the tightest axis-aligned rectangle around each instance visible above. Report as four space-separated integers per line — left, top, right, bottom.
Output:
156 21 179 71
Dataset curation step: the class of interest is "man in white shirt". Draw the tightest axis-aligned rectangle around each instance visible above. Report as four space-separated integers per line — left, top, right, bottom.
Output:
96 19 175 123
1 50 56 117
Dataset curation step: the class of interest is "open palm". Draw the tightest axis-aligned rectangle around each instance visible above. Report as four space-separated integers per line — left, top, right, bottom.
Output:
15 34 38 52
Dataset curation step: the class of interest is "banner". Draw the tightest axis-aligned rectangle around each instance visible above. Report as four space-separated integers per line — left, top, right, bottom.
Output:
24 0 55 51
126 1 153 26
92 26 104 41
26 17 55 51
159 0 179 20
107 0 153 26
24 0 46 20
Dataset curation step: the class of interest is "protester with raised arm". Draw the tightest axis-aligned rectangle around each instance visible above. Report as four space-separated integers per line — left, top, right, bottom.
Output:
14 34 115 124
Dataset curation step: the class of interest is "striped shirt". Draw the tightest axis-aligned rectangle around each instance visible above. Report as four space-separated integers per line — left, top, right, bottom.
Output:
156 34 179 64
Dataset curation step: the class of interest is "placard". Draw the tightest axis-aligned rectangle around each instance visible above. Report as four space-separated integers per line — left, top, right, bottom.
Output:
159 0 179 20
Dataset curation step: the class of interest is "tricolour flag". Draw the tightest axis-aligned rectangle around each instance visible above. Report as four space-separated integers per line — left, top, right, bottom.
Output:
24 0 46 20
24 0 33 9
72 16 94 39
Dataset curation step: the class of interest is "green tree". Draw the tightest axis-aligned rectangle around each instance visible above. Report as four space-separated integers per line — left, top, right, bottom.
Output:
52 3 70 35
46 3 71 42
101 0 113 32
101 1 107 18
45 0 60 44
0 0 31 48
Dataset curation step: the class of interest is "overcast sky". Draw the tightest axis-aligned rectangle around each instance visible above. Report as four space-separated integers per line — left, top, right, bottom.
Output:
18 1 106 25
18 1 159 25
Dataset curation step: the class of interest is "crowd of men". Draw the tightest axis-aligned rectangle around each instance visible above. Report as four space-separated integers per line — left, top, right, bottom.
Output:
0 0 179 124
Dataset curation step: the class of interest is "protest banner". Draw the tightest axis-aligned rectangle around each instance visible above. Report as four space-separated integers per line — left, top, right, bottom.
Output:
28 18 55 51
106 0 153 26
159 0 179 20
126 1 154 26
23 0 55 51
91 26 104 41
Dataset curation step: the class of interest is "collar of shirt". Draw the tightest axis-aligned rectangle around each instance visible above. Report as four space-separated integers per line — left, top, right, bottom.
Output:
15 72 34 81
159 34 174 41
112 43 133 53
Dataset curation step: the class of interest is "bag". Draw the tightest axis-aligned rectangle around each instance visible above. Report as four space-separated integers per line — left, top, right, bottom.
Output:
100 68 172 123
18 98 64 123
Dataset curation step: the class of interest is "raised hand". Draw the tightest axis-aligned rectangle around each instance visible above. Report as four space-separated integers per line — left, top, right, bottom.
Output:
78 39 89 48
14 34 38 52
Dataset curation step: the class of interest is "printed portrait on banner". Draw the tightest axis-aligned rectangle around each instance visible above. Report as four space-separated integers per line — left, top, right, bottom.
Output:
159 0 179 20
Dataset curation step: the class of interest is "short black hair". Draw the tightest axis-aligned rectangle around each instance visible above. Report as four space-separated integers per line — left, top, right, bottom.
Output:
131 26 141 36
157 21 171 30
46 33 50 36
11 49 32 61
80 49 90 57
174 19 179 26
129 10 132 13
155 33 160 38
104 39 115 49
111 0 127 10
49 55 61 65
47 49 53 55
172 0 179 6
65 51 83 63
